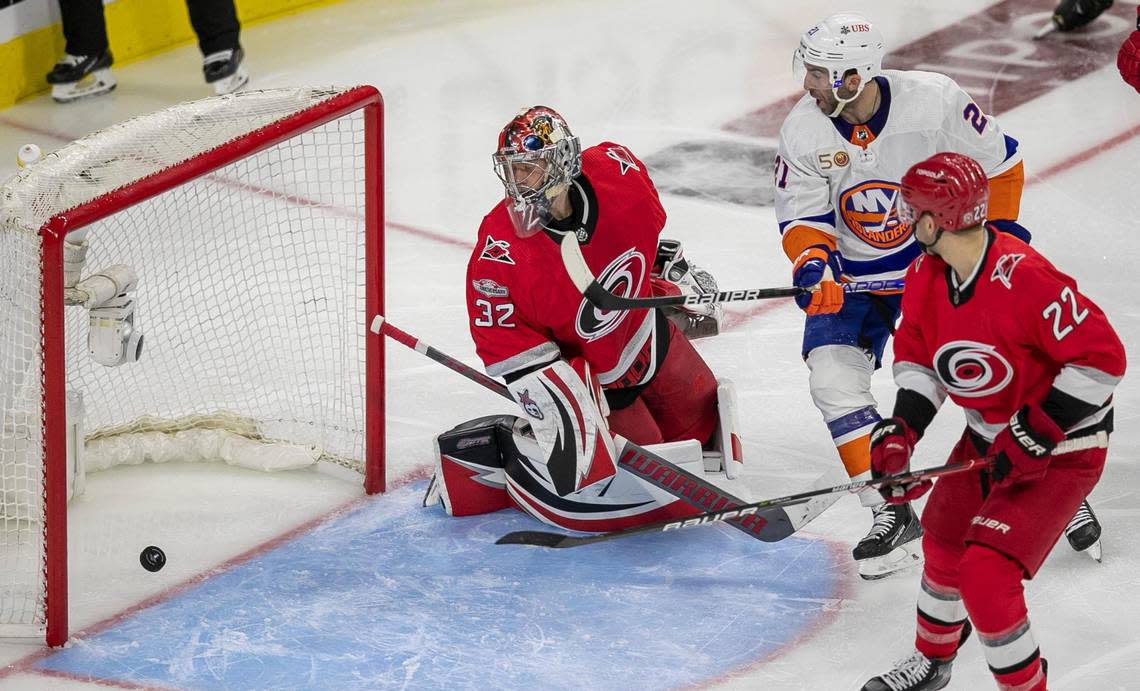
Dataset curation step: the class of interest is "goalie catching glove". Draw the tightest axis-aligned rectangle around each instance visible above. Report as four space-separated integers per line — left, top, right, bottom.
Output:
651 239 723 339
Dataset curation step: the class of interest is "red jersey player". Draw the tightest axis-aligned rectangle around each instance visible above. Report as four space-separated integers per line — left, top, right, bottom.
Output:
1121 5 1140 93
862 153 1126 691
422 106 743 533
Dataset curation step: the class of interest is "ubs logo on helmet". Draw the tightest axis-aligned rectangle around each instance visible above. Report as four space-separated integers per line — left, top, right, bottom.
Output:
839 179 913 249
576 248 645 342
934 341 1013 398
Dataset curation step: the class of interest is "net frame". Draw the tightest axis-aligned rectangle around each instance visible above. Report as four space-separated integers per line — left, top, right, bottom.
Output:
0 85 385 646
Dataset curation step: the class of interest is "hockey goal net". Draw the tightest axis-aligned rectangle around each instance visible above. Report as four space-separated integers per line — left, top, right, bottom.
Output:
0 86 384 646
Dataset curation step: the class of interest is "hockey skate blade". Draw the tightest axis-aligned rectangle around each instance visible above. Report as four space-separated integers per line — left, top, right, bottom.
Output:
212 66 249 95
1033 21 1057 39
858 543 923 581
1083 539 1103 563
51 70 116 103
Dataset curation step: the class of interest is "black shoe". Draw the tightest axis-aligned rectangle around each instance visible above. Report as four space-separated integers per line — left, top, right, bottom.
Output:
854 502 923 561
864 622 970 691
203 47 249 94
862 651 953 691
1065 500 1101 552
47 50 113 84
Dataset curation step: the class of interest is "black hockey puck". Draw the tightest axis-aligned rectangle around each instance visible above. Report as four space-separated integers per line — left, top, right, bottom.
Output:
140 545 166 572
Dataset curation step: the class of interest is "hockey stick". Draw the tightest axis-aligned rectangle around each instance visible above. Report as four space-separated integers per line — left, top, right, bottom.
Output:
496 432 1109 548
559 232 904 311
369 315 814 542
370 315 511 399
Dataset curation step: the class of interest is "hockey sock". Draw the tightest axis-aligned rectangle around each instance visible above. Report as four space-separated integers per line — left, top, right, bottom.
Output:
827 407 881 506
959 545 1045 691
915 534 969 660
828 407 880 473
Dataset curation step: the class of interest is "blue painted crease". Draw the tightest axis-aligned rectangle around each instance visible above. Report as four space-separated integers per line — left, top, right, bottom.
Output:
38 483 838 690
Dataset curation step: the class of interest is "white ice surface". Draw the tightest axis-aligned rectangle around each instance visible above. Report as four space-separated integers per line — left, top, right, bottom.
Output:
1 0 1138 688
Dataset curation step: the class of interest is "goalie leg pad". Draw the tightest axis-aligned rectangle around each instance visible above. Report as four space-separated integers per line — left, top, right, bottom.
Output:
506 357 618 496
636 320 719 446
710 378 745 479
427 414 519 517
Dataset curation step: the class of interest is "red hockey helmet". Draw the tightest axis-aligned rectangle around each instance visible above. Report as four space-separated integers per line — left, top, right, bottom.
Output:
898 152 988 233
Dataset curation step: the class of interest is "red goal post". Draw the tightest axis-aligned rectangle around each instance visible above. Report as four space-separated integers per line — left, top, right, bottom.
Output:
0 86 385 646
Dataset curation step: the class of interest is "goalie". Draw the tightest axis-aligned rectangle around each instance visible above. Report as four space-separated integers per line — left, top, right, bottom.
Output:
424 106 742 532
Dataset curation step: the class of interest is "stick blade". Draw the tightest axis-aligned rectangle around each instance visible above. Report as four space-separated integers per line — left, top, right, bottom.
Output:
495 530 592 548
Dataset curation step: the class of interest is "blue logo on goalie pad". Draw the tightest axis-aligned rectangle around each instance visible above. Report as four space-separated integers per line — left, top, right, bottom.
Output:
36 482 839 690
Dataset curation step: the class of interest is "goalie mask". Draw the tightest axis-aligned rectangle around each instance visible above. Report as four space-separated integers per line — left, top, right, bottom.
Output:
492 106 582 237
793 12 885 118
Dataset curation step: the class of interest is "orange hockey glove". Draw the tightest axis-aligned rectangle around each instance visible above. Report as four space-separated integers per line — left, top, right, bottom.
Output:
792 245 844 315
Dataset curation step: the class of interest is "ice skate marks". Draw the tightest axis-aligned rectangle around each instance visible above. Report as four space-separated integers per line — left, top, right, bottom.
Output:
33 482 839 690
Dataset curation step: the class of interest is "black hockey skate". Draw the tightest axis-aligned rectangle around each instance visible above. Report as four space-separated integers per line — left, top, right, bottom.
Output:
1065 500 1102 562
47 50 116 103
862 621 972 691
203 47 249 95
854 502 923 580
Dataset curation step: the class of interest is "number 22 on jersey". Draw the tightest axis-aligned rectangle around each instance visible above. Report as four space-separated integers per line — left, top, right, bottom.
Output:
1042 286 1088 341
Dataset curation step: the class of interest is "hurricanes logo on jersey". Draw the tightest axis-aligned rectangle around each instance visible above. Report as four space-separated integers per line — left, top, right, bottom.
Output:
934 340 1013 398
575 248 645 342
839 180 913 250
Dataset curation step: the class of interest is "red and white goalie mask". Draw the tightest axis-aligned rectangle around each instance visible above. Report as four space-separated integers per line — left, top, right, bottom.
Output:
492 106 582 237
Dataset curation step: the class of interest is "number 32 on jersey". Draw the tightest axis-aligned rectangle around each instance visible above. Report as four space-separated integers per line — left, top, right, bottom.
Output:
473 298 516 328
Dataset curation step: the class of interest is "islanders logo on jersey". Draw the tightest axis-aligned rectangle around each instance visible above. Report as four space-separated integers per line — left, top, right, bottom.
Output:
838 179 913 250
576 248 645 342
934 340 1013 398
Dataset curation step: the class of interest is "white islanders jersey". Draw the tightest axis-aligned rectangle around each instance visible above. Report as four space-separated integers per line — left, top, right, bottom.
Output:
774 69 1021 282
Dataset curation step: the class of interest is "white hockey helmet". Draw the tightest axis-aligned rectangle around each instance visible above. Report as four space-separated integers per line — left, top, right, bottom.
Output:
793 12 885 116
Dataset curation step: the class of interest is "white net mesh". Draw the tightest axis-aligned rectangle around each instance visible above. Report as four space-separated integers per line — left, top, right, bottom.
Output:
0 87 379 637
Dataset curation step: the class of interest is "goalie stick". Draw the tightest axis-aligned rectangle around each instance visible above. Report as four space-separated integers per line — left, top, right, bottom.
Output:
495 431 1108 547
369 315 834 543
559 232 903 311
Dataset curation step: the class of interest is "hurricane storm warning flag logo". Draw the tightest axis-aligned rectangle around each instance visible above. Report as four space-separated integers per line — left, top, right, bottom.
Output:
479 236 515 264
839 179 912 250
575 248 645 342
934 340 1013 398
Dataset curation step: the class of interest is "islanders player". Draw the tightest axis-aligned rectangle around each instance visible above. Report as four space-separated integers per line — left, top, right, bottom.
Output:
774 12 1030 578
423 106 744 532
863 152 1125 691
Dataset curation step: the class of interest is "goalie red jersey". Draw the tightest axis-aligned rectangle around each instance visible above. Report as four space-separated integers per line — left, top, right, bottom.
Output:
893 229 1125 441
466 142 665 389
